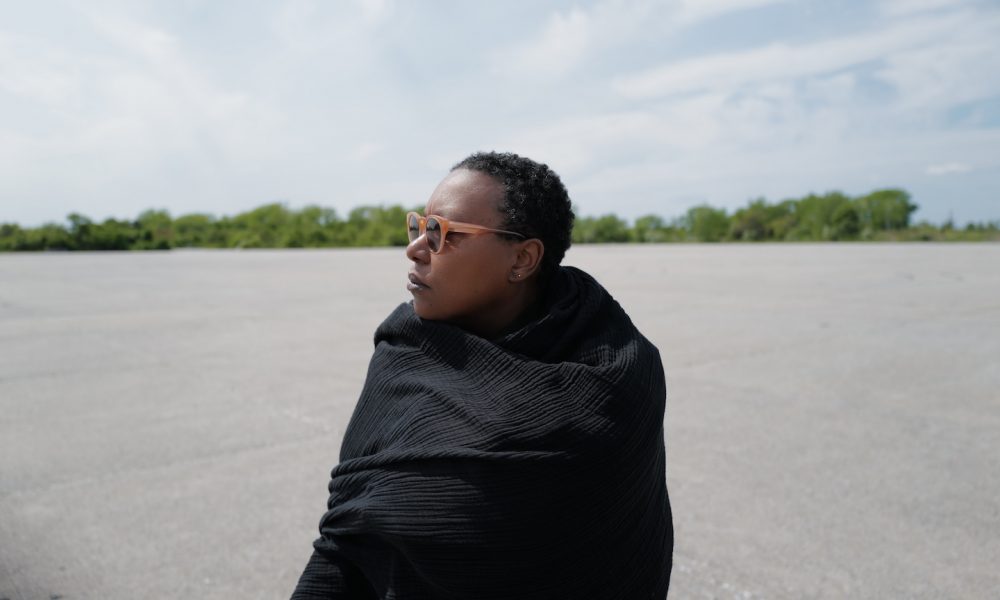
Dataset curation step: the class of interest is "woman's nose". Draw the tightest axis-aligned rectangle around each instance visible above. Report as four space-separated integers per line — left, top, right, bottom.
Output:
405 235 430 263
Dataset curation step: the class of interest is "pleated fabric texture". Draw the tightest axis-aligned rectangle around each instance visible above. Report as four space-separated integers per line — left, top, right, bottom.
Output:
292 266 672 599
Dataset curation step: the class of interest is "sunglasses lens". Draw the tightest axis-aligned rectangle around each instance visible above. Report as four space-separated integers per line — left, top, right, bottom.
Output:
425 217 442 252
407 214 420 242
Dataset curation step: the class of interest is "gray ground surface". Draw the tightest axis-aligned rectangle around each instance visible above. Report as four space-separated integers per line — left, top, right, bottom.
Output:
1 244 998 599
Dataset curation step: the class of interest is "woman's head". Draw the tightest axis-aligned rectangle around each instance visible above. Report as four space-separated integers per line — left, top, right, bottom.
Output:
406 152 574 336
452 152 575 278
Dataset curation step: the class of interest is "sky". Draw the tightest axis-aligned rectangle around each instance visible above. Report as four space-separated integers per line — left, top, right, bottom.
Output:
1 0 998 227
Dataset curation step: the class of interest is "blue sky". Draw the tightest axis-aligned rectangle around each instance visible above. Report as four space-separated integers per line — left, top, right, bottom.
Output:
2 0 998 226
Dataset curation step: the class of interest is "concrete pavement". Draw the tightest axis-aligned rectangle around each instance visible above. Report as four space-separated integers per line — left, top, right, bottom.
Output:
1 244 998 599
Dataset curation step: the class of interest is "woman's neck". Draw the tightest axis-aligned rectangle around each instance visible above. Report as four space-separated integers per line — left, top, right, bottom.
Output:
458 279 543 340
496 283 544 338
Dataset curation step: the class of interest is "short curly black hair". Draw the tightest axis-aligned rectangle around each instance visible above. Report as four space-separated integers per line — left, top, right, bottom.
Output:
452 151 575 280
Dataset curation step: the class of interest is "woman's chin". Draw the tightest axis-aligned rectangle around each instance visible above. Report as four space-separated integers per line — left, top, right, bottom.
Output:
411 299 437 320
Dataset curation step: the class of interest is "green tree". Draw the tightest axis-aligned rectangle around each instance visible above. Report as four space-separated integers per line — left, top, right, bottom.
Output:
768 200 799 240
633 215 664 243
728 198 793 241
572 216 595 243
592 214 632 242
572 214 631 243
785 192 852 241
135 209 173 250
88 218 139 250
174 214 218 247
66 212 92 249
284 205 339 247
19 223 75 250
229 203 291 247
346 205 411 247
684 205 729 242
856 189 917 232
632 215 686 243
830 202 861 240
0 223 24 251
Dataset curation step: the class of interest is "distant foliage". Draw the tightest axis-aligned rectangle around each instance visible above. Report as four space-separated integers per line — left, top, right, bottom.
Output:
573 214 633 243
1 189 997 251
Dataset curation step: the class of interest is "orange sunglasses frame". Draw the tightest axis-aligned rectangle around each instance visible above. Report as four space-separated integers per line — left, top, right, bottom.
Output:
406 211 524 253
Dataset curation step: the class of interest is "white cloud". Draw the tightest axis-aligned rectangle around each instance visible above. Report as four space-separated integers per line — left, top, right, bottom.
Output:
875 12 1000 110
926 162 972 175
497 7 593 76
880 0 966 17
493 0 673 78
0 33 83 107
496 0 793 80
357 0 393 23
271 0 388 59
495 90 751 180
354 142 382 160
613 12 966 98
86 14 283 162
0 11 287 223
676 0 790 25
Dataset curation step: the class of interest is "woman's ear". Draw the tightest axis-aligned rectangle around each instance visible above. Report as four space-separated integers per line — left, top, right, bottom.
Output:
510 239 544 281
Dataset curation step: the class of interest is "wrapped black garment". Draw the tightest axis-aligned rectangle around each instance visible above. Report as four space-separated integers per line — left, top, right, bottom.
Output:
292 266 672 599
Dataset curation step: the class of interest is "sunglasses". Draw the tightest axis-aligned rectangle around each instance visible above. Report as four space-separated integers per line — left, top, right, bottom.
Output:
406 211 525 254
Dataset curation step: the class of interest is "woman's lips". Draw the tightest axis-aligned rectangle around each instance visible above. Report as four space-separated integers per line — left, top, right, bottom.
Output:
407 272 429 292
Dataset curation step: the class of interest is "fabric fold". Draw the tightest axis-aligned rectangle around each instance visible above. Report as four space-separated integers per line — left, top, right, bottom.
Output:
305 266 672 599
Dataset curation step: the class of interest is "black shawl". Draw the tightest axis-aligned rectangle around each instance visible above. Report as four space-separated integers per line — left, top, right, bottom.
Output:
292 266 672 599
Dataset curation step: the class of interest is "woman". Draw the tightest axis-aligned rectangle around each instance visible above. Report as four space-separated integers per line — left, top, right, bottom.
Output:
292 152 673 599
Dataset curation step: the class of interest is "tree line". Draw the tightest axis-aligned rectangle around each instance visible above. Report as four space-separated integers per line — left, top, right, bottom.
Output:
1 188 997 251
